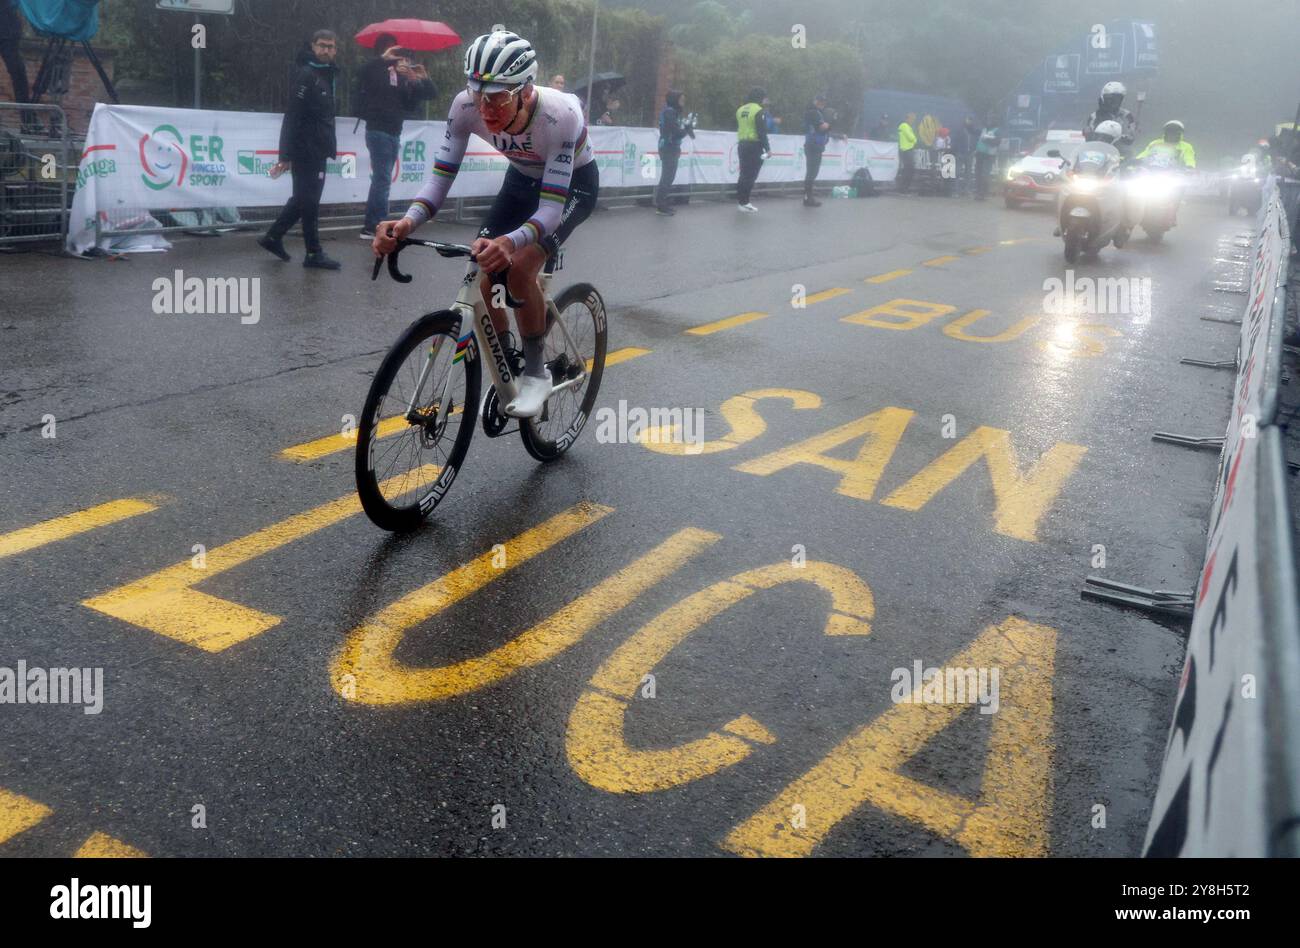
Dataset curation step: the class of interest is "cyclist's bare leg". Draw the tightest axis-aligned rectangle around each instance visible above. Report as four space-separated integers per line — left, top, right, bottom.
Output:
477 244 546 336
478 241 548 338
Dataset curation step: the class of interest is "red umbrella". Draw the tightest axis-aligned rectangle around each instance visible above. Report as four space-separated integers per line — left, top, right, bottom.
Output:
355 19 461 52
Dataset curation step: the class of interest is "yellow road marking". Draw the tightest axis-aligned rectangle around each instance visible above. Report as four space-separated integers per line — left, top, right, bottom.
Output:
964 246 993 255
922 255 960 267
75 832 148 858
0 788 52 844
333 502 688 704
686 311 769 336
942 310 1041 344
881 427 1086 542
600 346 652 368
638 388 822 456
804 288 852 305
83 465 441 652
842 298 956 330
0 499 159 560
281 410 463 462
735 407 914 501
568 562 873 793
723 616 1057 858
865 269 912 284
999 237 1038 246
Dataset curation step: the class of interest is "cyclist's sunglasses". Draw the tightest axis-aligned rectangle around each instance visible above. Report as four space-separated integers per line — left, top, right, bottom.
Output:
469 85 521 110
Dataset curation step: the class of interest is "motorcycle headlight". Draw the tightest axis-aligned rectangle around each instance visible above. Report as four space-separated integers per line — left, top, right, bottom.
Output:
1130 176 1176 198
1070 176 1102 194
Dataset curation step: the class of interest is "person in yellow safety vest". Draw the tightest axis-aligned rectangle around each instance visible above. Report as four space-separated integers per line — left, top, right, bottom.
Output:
897 112 918 192
735 87 772 211
1138 120 1197 168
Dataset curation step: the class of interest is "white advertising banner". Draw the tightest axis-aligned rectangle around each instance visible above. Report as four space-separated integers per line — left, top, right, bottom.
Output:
1143 181 1289 856
69 104 896 253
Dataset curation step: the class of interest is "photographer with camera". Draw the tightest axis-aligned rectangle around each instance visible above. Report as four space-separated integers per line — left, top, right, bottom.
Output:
655 89 695 216
357 32 435 239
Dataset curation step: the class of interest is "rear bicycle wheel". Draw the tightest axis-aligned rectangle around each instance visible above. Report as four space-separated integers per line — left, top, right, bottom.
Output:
520 283 607 462
355 310 480 531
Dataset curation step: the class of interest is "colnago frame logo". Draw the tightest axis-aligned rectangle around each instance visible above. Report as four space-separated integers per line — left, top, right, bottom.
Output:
139 125 228 190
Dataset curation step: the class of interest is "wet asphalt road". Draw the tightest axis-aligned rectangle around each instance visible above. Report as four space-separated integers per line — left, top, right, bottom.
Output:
0 188 1250 856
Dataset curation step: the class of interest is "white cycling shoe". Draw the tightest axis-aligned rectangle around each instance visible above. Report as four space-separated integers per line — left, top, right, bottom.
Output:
505 370 552 419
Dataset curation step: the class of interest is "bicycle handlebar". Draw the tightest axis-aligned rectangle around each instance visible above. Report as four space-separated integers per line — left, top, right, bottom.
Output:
371 237 526 308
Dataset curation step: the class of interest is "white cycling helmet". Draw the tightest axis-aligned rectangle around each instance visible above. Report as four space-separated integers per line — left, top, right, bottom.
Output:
464 30 538 93
1091 120 1123 144
1101 81 1127 98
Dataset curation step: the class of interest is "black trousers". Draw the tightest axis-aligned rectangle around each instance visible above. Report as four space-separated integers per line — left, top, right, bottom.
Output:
267 157 328 253
804 144 824 199
737 141 764 204
655 148 680 208
0 3 30 106
897 149 915 192
974 153 992 198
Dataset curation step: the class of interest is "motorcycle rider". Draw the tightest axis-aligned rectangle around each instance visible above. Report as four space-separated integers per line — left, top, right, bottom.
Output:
1137 120 1196 168
1083 81 1138 156
1055 120 1123 236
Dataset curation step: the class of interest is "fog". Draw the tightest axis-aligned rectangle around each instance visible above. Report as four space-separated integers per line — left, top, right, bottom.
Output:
616 0 1300 161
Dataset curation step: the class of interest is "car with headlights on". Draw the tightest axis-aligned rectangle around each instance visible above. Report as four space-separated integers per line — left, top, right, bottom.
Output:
1004 141 1081 208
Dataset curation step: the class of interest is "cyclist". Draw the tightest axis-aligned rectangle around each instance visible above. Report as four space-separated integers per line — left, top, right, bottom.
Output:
373 29 599 418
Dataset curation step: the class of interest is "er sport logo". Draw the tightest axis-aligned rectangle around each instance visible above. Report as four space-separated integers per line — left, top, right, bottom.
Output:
140 125 228 191
139 125 187 191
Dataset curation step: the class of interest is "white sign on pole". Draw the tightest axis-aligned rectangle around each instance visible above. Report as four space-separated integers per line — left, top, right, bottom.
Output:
157 0 235 14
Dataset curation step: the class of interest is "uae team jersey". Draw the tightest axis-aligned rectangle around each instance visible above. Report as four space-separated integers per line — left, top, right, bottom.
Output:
404 86 596 250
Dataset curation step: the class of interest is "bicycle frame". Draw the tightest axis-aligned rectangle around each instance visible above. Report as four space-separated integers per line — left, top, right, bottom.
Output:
408 255 589 435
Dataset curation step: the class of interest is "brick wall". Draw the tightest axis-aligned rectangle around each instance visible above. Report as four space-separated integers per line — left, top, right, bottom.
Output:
0 38 115 136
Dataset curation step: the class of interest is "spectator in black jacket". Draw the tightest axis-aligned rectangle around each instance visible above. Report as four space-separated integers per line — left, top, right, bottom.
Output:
655 90 693 216
802 94 831 207
358 33 434 238
259 30 342 270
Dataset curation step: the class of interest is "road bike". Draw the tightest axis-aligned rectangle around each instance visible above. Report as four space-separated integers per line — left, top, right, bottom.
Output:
356 238 607 531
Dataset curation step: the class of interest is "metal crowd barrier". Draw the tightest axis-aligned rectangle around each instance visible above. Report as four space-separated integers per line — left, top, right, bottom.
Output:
87 175 854 246
0 103 70 247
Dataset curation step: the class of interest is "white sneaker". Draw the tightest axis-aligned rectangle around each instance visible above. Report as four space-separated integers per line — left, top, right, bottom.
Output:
505 370 552 418
738 203 758 212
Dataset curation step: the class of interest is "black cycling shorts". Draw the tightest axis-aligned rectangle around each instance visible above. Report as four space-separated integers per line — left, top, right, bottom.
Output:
477 161 599 257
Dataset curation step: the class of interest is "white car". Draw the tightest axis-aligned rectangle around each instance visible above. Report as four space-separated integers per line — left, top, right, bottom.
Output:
1004 141 1082 208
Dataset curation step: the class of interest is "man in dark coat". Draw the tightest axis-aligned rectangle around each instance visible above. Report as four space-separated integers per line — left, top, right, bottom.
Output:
655 89 693 216
357 33 435 238
260 30 342 270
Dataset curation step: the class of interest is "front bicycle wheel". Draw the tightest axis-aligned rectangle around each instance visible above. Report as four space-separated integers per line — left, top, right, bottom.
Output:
520 282 607 463
355 310 480 531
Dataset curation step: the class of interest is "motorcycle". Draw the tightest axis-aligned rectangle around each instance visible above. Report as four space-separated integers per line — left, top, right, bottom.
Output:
1055 141 1127 263
1227 154 1266 216
1124 152 1188 241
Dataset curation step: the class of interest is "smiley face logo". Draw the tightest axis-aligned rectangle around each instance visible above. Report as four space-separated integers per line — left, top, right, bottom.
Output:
139 125 187 191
